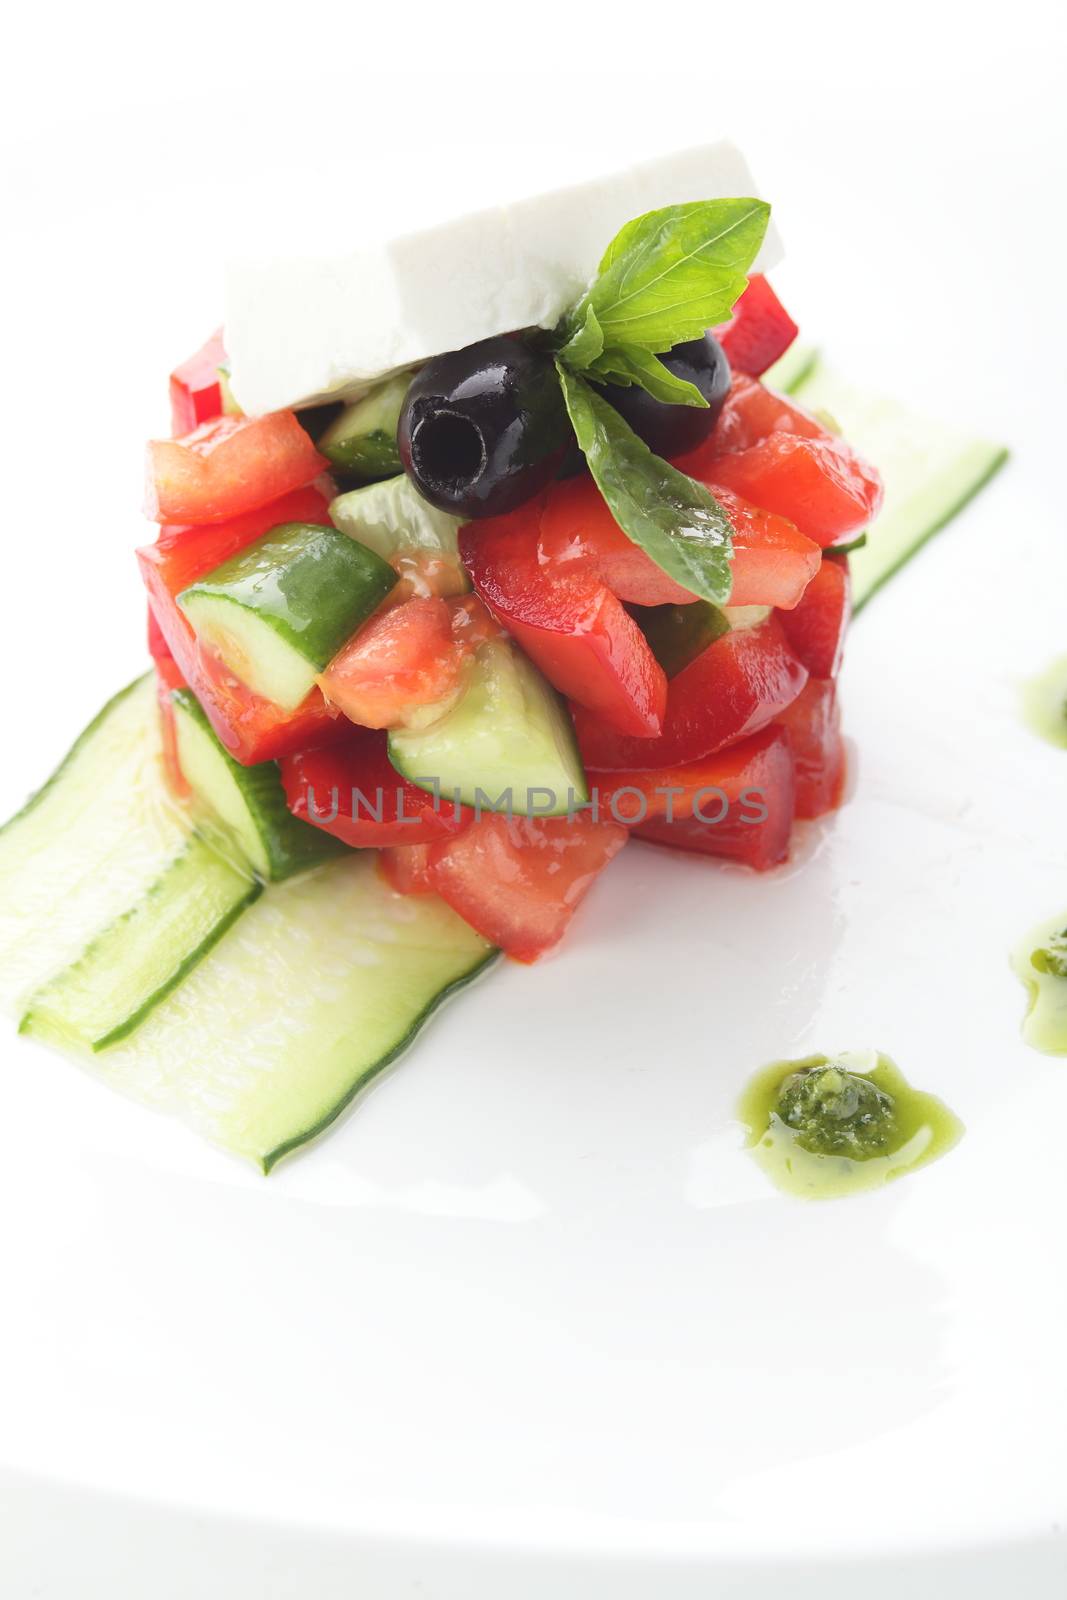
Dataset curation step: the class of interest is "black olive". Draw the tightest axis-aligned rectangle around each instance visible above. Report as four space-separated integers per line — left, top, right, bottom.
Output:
602 333 730 457
398 336 571 518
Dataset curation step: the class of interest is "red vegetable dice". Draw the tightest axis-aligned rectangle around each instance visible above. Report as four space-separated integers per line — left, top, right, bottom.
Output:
606 725 796 871
281 732 471 848
716 276 799 377
573 617 808 771
707 433 883 547
146 411 328 526
778 556 851 679
169 328 227 437
460 503 667 738
427 810 628 962
775 677 847 819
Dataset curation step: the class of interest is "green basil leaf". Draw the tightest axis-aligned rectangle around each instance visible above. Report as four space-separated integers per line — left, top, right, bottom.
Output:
557 364 733 605
570 198 770 354
559 303 604 369
587 345 707 408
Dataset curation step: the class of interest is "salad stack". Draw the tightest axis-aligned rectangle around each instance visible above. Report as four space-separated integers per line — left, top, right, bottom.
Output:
143 200 879 964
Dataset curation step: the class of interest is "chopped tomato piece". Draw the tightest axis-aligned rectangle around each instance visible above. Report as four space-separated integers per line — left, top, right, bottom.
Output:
280 732 470 848
146 411 328 526
137 486 342 764
460 503 667 738
778 557 850 679
715 275 799 377
707 433 883 547
573 617 808 771
427 811 628 962
169 328 227 436
677 373 827 465
379 842 438 895
539 476 697 606
594 725 795 870
717 489 821 609
540 470 818 611
775 678 846 819
318 597 493 731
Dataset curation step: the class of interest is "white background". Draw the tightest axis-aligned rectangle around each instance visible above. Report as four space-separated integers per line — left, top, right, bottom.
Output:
1 4 1066 1596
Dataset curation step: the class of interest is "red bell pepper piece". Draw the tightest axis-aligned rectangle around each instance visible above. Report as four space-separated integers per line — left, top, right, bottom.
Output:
778 556 851 679
716 275 799 377
426 810 628 962
775 677 847 819
280 731 471 848
459 503 667 738
169 328 227 437
572 617 808 771
137 486 343 765
146 411 328 526
594 724 795 871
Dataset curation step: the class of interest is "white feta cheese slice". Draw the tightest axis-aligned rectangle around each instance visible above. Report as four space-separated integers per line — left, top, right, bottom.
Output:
225 140 782 417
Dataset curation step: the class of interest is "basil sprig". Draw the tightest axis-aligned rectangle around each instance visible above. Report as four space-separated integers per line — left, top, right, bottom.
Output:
558 197 770 405
549 196 771 603
557 366 734 605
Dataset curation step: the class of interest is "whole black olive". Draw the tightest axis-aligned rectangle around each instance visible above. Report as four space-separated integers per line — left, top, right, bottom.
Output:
398 336 571 518
602 333 730 457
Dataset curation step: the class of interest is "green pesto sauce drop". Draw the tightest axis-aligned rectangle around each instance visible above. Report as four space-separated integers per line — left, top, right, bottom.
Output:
1021 655 1067 749
737 1050 964 1200
1012 916 1067 1055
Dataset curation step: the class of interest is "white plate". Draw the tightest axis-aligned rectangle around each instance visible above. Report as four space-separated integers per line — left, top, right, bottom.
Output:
1 104 1065 1598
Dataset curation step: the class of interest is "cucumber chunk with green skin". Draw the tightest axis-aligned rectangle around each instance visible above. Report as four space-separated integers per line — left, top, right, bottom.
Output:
317 372 410 478
330 473 466 583
21 834 259 1052
789 361 1008 612
632 599 729 677
389 638 588 816
171 689 350 882
178 522 397 711
0 676 194 1018
55 854 495 1170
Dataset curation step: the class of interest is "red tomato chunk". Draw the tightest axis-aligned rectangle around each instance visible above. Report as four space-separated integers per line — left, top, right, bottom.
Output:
281 732 470 848
573 618 808 771
460 503 667 738
146 411 328 526
427 811 628 962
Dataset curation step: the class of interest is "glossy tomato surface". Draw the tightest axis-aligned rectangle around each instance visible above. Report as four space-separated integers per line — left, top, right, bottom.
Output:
539 476 698 607
717 489 822 609
460 504 667 738
318 597 486 731
281 732 470 848
778 556 851 679
427 810 628 962
607 724 796 870
708 433 883 546
774 676 847 819
573 618 808 771
146 411 328 525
